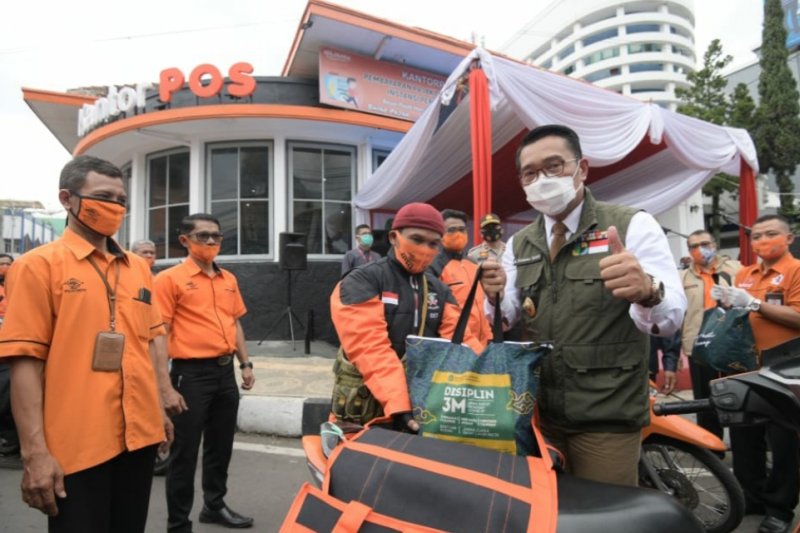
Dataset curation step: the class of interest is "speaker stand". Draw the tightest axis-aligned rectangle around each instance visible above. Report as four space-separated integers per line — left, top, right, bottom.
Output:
257 270 306 351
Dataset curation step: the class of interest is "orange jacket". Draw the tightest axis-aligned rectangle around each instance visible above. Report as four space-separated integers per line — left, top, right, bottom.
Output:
331 252 481 416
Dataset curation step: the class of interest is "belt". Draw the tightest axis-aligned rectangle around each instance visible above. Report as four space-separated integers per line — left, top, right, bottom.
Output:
172 354 235 366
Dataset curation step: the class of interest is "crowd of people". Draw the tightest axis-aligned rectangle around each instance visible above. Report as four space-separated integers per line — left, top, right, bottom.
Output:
0 123 798 533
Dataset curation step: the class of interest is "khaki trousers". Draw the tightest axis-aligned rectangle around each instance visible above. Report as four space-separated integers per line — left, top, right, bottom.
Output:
541 421 642 487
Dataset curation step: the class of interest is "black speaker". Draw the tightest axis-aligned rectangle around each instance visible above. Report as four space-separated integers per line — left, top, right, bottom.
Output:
280 232 307 270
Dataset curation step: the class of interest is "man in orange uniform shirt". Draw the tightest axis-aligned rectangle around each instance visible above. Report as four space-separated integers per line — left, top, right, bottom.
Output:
429 209 491 349
712 214 800 533
0 156 171 532
155 213 255 532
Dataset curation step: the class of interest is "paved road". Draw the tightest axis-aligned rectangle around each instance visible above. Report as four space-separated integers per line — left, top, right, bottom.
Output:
0 434 308 533
0 432 787 532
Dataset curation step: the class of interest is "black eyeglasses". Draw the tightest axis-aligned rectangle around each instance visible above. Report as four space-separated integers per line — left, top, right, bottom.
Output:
520 158 579 185
189 232 224 242
687 241 713 250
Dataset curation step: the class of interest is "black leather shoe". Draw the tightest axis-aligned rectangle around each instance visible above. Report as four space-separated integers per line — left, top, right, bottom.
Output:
199 505 254 529
759 515 792 533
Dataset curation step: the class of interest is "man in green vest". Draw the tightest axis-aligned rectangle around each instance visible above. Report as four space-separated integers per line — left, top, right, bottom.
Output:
481 124 686 487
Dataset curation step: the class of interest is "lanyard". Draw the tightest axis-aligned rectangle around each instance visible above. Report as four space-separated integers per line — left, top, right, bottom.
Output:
86 256 121 331
358 248 372 263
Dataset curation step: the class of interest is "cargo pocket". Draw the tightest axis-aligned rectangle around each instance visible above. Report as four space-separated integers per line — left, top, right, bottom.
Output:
561 343 647 427
331 348 384 425
564 258 607 316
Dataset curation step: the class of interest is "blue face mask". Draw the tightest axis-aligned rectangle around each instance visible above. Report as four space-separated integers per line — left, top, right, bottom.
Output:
359 234 374 247
699 246 716 265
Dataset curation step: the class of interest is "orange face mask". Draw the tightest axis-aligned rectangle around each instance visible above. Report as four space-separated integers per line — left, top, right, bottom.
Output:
71 193 126 237
186 240 220 263
394 233 438 273
442 231 468 253
752 235 790 262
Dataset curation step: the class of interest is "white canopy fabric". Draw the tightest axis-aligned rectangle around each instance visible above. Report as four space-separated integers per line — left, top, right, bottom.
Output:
353 48 757 218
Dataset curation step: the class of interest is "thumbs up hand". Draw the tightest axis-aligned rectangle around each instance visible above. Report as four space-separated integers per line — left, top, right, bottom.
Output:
598 226 653 304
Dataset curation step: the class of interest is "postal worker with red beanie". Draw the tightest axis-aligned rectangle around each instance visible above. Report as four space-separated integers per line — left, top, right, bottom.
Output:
330 203 482 432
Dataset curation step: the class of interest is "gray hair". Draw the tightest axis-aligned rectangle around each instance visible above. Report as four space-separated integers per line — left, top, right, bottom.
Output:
130 239 156 252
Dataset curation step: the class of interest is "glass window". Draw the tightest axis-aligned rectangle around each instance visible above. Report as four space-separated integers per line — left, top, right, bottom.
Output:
147 150 190 259
118 163 132 250
372 149 391 171
631 86 665 94
289 143 356 255
629 63 664 73
563 64 576 75
540 58 552 70
584 67 621 83
557 44 575 61
582 28 618 48
627 24 660 34
628 43 662 54
207 142 272 256
583 47 620 66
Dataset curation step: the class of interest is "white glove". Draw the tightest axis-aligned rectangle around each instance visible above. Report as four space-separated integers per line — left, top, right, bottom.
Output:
710 284 755 308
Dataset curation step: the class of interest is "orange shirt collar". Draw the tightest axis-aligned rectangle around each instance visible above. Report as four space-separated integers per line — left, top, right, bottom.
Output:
758 253 794 277
180 256 223 277
61 228 129 265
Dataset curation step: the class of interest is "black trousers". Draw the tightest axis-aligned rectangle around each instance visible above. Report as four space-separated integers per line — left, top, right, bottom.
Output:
48 445 158 533
688 356 724 438
166 359 239 533
731 423 800 521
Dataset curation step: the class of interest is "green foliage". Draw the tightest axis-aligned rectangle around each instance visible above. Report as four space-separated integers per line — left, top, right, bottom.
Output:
754 0 800 218
676 39 732 126
728 83 756 131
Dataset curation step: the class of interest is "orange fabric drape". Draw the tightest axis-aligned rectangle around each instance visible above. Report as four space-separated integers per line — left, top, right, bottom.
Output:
469 67 492 237
739 160 757 266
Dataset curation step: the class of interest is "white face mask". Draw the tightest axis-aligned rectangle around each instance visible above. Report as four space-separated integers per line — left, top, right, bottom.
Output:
523 164 581 216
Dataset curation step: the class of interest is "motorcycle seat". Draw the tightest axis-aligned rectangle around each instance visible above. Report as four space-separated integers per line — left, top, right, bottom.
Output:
556 473 703 533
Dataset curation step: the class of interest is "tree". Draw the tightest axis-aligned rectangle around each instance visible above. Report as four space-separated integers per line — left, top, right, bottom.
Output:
728 83 756 132
675 39 736 241
755 0 800 219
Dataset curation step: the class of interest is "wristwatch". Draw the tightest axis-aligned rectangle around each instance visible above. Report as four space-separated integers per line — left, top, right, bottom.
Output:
748 298 762 312
239 361 254 370
638 275 665 308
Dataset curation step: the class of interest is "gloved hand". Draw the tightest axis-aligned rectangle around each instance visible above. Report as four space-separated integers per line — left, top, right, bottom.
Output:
392 412 420 434
710 284 755 308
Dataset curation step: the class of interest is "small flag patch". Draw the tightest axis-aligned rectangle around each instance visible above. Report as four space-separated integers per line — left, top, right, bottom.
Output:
381 291 399 305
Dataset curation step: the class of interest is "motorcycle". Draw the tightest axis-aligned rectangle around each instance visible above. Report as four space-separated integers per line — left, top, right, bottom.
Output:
297 402 703 533
640 383 745 533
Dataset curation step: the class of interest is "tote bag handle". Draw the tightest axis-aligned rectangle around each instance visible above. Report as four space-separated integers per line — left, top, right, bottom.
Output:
451 266 503 346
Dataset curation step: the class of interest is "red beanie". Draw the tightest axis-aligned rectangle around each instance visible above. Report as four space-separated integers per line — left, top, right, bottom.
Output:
392 202 445 236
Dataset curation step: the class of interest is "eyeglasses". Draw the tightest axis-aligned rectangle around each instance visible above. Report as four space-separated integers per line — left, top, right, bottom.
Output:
189 232 224 242
519 158 579 185
687 241 713 250
446 226 467 233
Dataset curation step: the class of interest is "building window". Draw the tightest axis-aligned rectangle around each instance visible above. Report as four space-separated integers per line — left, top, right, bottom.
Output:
672 45 692 57
563 64 576 75
118 163 132 250
628 43 662 54
372 148 391 171
583 47 620 66
584 67 621 82
207 142 272 256
557 44 575 61
627 24 660 34
631 86 665 94
582 28 618 48
629 63 664 73
289 143 355 255
540 58 553 70
147 150 190 259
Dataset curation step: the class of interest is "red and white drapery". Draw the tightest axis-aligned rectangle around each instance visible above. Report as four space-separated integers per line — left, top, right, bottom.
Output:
355 49 759 264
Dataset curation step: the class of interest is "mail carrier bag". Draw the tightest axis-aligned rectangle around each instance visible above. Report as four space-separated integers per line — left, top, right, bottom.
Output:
405 267 551 455
325 426 557 533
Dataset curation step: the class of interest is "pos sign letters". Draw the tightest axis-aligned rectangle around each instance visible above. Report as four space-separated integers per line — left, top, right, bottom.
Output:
159 62 256 102
77 62 257 137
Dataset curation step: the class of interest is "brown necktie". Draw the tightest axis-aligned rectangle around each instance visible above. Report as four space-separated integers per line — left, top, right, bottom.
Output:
550 222 567 262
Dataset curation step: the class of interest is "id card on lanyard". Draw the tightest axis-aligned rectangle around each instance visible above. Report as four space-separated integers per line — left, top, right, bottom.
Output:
87 256 125 371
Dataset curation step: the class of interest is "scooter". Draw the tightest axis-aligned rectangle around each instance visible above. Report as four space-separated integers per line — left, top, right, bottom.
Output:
298 403 704 533
653 338 800 533
640 383 745 533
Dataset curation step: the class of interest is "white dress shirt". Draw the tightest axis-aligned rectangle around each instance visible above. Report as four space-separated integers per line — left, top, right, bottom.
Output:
489 201 686 337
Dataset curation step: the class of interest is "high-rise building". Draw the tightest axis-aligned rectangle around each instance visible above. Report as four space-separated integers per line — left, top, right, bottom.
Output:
501 0 695 110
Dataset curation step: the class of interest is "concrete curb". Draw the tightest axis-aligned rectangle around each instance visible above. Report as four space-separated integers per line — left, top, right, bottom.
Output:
236 395 332 437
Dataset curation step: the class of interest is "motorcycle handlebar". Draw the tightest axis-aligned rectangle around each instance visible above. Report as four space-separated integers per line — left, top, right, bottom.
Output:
653 399 712 416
